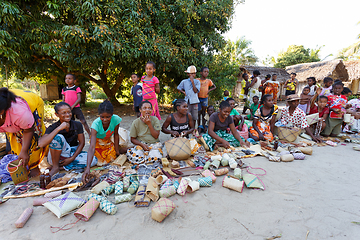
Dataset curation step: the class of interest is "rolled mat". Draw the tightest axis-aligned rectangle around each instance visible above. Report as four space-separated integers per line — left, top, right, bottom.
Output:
222 176 244 193
91 181 110 194
292 152 306 160
160 179 172 190
123 176 131 191
114 181 123 195
159 185 177 198
87 193 106 203
198 176 213 187
44 190 62 198
228 158 237 169
280 154 294 162
145 177 160 202
100 199 118 215
214 168 229 176
201 170 216 183
211 155 222 161
234 168 242 180
115 193 132 204
221 158 229 166
173 180 180 190
15 208 33 228
74 198 99 221
127 181 139 195
186 181 200 193
101 184 115 196
33 197 51 206
176 178 189 196
151 198 176 223
210 159 220 168
203 161 211 170
155 175 168 185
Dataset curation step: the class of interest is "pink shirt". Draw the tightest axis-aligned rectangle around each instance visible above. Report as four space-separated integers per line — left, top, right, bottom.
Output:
0 98 34 133
141 76 159 100
62 85 82 108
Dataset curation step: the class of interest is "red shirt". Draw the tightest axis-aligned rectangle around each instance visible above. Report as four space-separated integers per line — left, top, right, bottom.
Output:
327 94 347 119
309 105 330 118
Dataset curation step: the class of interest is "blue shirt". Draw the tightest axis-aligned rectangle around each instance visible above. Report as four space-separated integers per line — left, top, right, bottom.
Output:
131 83 143 107
177 78 200 104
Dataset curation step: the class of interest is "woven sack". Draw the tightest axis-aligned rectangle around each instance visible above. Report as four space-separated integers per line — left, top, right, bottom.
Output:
306 113 319 125
151 198 176 222
222 176 244 193
74 198 99 221
43 192 86 218
165 137 191 160
278 127 301 142
7 157 29 185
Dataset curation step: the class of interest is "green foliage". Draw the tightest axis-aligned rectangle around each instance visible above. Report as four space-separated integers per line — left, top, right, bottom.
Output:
273 45 321 69
0 0 239 106
225 36 258 65
337 42 360 60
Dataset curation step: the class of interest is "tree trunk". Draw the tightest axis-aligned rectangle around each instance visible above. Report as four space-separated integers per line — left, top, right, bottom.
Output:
98 76 121 107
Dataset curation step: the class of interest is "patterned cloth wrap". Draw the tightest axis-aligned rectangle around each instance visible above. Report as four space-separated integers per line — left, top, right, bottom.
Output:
126 142 163 165
43 192 86 218
0 154 18 183
292 152 306 160
115 193 132 204
101 184 115 196
100 199 118 215
114 181 123 195
198 176 213 187
87 193 107 203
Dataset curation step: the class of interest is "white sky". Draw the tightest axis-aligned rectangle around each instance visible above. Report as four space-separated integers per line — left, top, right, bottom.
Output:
223 0 360 64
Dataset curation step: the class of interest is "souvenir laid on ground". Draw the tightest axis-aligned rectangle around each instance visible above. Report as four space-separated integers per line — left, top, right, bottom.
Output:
278 126 301 142
210 159 220 168
134 184 151 207
122 175 131 191
325 140 337 147
87 193 106 203
101 184 115 196
15 208 33 228
186 180 200 193
161 158 169 167
160 179 172 190
165 137 191 160
292 152 306 160
201 170 216 183
115 193 132 204
242 173 265 190
221 157 229 166
198 176 213 187
203 161 211 170
100 199 118 215
114 181 123 195
33 197 51 206
127 179 139 194
159 185 177 198
298 147 313 155
173 180 180 190
44 191 62 198
228 158 238 169
210 155 221 161
171 160 180 168
46 174 76 189
112 154 127 166
234 168 242 179
214 168 229 176
145 177 159 202
222 176 244 193
151 198 176 222
353 145 360 151
91 181 110 194
74 198 100 221
280 154 294 162
177 178 189 196
43 192 86 218
155 175 168 185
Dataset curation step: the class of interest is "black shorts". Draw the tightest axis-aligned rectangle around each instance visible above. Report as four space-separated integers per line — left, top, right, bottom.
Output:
71 107 85 121
285 90 295 96
134 106 140 113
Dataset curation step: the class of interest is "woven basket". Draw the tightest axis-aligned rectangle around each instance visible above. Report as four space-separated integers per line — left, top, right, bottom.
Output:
165 137 191 160
151 198 175 222
277 127 301 142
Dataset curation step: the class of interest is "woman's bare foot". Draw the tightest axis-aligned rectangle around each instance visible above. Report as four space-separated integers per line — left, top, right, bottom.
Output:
49 166 60 177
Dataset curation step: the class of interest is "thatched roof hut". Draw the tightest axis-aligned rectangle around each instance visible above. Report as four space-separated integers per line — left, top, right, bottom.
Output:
238 66 290 84
285 59 349 83
344 60 360 94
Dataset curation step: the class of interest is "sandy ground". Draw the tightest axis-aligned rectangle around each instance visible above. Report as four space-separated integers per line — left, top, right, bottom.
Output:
1 106 360 239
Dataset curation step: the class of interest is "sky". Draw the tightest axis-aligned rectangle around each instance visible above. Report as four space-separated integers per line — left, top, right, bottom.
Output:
223 0 360 64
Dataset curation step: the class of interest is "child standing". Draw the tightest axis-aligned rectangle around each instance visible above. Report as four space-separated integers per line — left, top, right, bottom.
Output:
197 67 216 131
245 95 260 120
62 74 91 136
131 73 143 118
141 61 161 120
299 86 312 114
264 74 280 104
322 81 348 137
320 77 333 96
177 65 201 127
199 105 215 133
306 77 317 96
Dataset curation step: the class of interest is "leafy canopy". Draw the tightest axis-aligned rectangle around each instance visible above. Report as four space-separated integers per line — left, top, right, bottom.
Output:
273 45 321 69
0 0 239 105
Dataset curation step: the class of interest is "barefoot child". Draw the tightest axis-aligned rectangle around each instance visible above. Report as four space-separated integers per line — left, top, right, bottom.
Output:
62 74 91 136
197 67 216 132
38 102 97 176
299 86 312 114
141 61 161 120
245 95 260 120
162 99 195 137
131 73 143 118
82 100 122 182
309 88 329 135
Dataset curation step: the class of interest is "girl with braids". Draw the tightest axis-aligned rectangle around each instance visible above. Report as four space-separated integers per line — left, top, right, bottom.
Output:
39 102 97 176
0 88 46 177
161 99 195 137
83 100 122 182
249 94 278 141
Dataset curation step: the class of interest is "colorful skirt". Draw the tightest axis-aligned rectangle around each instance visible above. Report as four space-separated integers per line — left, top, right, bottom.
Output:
145 98 161 120
202 130 241 151
249 121 274 141
94 138 116 166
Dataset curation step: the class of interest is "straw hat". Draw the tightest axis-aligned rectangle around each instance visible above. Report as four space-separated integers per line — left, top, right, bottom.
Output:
286 94 301 101
185 65 197 73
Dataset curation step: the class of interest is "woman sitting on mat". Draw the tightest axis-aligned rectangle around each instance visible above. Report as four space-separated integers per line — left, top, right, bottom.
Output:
38 102 97 176
249 94 278 141
162 99 195 137
203 101 249 151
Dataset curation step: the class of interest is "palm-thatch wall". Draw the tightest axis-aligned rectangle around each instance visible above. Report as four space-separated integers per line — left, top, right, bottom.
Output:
285 59 349 94
234 66 291 99
344 60 360 94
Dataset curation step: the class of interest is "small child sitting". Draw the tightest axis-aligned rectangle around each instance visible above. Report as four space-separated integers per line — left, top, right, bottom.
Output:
309 91 329 135
223 90 230 101
320 77 333 96
198 105 215 133
226 98 248 139
245 96 260 120
299 86 312 114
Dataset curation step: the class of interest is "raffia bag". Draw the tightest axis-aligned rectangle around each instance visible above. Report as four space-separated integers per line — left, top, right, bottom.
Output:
277 127 301 142
165 137 191 160
151 198 176 222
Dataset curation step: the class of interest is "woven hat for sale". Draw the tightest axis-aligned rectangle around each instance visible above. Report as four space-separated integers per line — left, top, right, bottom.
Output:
185 65 197 73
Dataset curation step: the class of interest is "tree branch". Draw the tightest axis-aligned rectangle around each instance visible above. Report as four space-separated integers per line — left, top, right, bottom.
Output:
32 55 67 73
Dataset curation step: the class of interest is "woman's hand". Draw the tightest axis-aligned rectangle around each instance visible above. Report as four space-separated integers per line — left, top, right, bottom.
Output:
171 131 180 137
221 139 231 149
59 122 70 131
82 167 91 184
59 156 75 167
140 115 151 126
18 151 30 168
141 143 150 151
243 140 250 148
312 136 322 143
258 133 265 141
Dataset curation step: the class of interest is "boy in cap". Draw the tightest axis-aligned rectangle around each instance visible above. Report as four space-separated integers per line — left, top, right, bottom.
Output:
177 65 201 127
